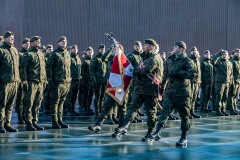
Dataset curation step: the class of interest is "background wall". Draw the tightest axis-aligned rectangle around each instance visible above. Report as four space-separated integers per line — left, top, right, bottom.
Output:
0 0 239 55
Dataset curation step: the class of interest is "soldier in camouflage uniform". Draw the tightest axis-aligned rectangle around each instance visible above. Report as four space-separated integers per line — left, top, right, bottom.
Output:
211 50 232 116
189 47 201 118
81 47 94 115
47 36 71 129
15 38 30 124
200 50 213 112
115 39 163 141
227 49 240 115
64 45 81 116
90 44 107 119
0 31 20 133
152 41 196 147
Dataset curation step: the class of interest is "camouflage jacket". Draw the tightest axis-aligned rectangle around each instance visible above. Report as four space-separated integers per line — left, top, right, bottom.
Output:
19 48 28 81
189 55 201 84
21 47 47 83
0 42 20 83
127 50 141 83
162 55 173 94
231 56 240 84
81 56 92 84
90 52 107 84
200 57 213 84
164 52 196 97
70 53 81 80
211 53 232 83
134 51 163 96
101 48 114 79
47 46 71 83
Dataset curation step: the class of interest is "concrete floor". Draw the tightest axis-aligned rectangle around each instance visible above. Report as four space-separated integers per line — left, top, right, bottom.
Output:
0 110 240 160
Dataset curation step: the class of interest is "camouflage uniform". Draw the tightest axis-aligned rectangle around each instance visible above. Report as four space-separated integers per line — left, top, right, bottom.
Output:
0 42 20 130
200 57 213 111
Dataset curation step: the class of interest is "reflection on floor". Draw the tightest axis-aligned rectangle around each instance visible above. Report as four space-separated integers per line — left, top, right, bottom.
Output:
0 110 240 160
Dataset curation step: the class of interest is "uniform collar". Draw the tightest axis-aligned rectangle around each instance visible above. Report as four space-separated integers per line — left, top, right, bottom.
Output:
175 52 187 59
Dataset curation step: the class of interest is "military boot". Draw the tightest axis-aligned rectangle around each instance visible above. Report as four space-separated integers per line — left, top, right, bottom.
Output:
0 126 6 133
26 122 37 131
4 124 18 132
106 115 115 125
138 110 146 116
32 120 44 130
112 116 119 124
169 114 177 120
151 124 163 141
17 113 26 124
216 111 225 116
190 110 201 118
176 131 188 147
52 115 61 129
88 119 104 133
114 117 131 134
134 117 143 123
58 119 69 128
142 128 154 141
230 110 239 115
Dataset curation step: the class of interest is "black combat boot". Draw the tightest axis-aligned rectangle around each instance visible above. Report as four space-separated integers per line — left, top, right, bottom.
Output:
176 131 188 147
58 120 69 128
17 113 25 124
32 120 44 130
26 122 37 131
106 115 115 125
221 110 230 116
138 110 146 116
151 124 163 141
114 117 131 134
168 114 177 120
4 124 18 132
0 126 6 133
142 128 154 141
216 111 225 116
52 115 61 129
112 116 119 124
134 117 143 123
230 110 239 115
88 119 104 133
190 110 201 118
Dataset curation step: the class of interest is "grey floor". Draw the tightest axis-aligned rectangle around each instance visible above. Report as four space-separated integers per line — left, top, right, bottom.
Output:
0 109 240 160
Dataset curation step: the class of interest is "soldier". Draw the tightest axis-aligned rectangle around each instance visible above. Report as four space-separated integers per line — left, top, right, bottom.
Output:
160 52 166 61
90 44 107 119
47 36 71 129
227 49 240 115
40 46 46 55
64 45 81 116
81 47 94 115
0 36 3 46
115 39 163 141
200 50 213 112
15 38 30 124
189 47 201 118
21 36 46 131
212 50 232 116
152 41 195 147
0 31 20 133
42 44 53 115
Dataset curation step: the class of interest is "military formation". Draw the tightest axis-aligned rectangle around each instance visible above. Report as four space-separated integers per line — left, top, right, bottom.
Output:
0 31 240 147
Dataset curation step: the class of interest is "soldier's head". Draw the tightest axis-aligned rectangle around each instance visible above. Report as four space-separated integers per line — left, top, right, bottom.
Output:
86 46 94 57
40 46 46 53
0 36 3 45
71 45 78 54
154 44 160 54
133 41 142 52
98 44 105 54
161 52 166 59
46 44 53 54
3 31 14 45
57 36 67 48
143 39 157 52
203 50 211 59
221 50 229 60
22 38 30 50
82 51 86 58
234 48 240 58
30 36 41 49
190 46 199 57
172 41 186 54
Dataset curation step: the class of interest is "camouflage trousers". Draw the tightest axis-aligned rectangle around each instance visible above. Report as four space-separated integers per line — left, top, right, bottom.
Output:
64 80 79 112
97 94 127 126
24 82 44 122
15 82 28 115
93 82 106 115
81 82 93 112
200 83 212 110
49 82 70 121
42 83 51 112
108 105 118 119
158 94 191 131
227 82 240 111
125 93 158 129
190 82 200 111
215 82 229 112
212 82 216 111
0 82 18 126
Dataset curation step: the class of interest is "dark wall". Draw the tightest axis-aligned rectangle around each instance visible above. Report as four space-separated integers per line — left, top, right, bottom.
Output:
0 0 239 55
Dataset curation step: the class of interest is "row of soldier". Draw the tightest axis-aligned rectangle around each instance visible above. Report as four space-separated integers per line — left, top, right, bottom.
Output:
0 32 240 147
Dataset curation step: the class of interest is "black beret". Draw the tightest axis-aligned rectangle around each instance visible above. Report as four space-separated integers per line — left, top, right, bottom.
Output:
134 41 142 46
46 44 53 49
3 31 14 38
190 46 197 51
22 38 30 44
161 52 166 54
144 39 157 46
30 36 41 42
98 44 105 49
86 46 93 51
234 48 240 53
174 41 187 49
71 45 77 50
57 36 67 43
203 50 210 54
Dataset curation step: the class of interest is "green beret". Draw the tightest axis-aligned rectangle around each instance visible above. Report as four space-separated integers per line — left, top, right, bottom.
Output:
57 36 67 43
98 44 105 49
86 46 93 51
71 45 77 50
46 44 53 49
144 39 157 46
174 41 187 49
30 36 41 42
22 38 30 44
203 50 210 54
234 48 240 53
190 46 197 51
3 31 14 38
134 41 142 46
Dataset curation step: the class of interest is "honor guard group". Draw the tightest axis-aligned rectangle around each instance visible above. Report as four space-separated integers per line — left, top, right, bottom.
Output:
0 31 239 147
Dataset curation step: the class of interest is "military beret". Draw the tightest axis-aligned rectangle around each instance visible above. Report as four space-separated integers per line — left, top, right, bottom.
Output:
190 46 198 51
3 31 14 38
134 41 142 46
71 45 77 50
22 38 30 44
222 50 228 55
0 36 3 41
40 45 46 50
98 44 105 49
203 50 210 54
161 52 166 55
86 46 93 51
174 41 187 49
234 48 240 53
30 36 41 42
144 39 157 46
46 44 53 49
57 36 67 43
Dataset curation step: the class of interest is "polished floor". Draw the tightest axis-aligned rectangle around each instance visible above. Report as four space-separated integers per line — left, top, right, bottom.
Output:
0 108 240 160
